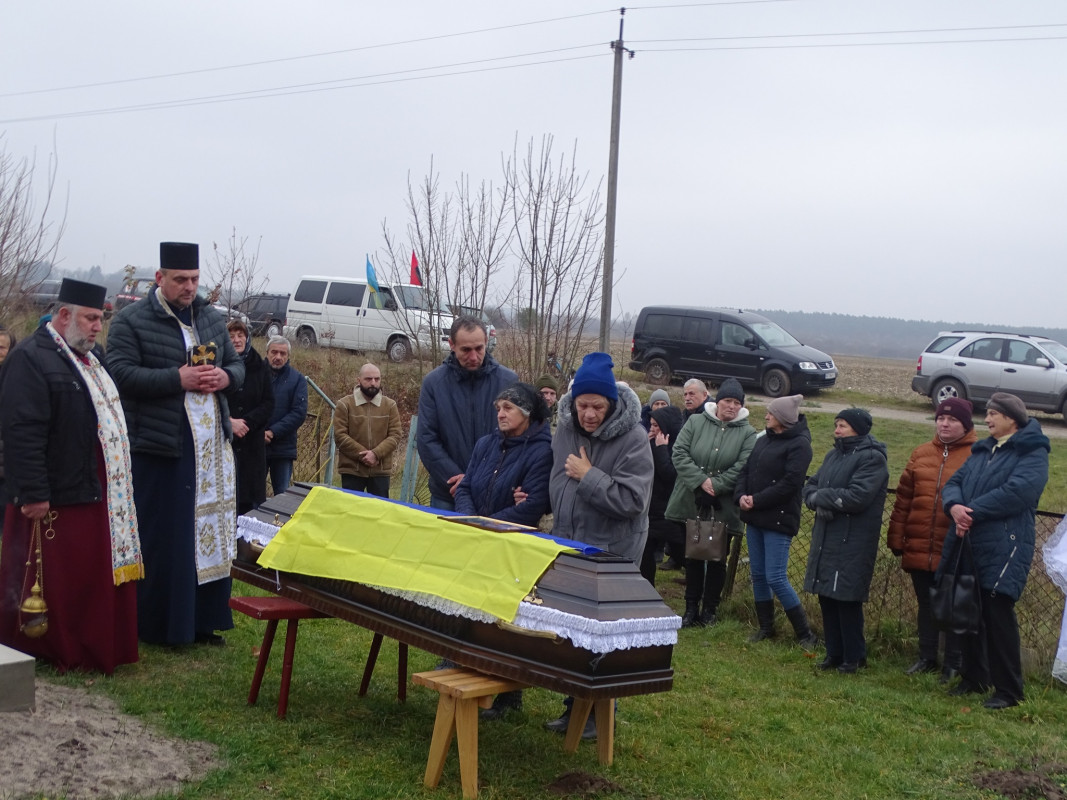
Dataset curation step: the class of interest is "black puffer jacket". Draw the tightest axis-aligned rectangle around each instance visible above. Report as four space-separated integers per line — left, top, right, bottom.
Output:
802 433 889 602
734 416 813 536
226 344 274 509
107 291 243 456
0 327 103 506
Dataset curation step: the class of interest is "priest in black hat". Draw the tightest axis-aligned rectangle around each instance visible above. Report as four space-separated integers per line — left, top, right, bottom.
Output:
0 278 144 673
107 242 244 647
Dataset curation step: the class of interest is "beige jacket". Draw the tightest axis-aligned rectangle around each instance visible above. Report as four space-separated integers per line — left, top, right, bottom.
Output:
333 391 402 477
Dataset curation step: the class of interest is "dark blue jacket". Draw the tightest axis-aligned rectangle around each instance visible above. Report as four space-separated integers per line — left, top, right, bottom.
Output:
941 418 1050 600
416 353 518 500
453 420 552 527
266 362 308 461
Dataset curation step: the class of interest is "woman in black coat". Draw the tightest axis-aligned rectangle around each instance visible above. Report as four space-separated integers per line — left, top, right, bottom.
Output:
226 321 274 515
640 404 685 586
734 395 815 646
802 408 889 674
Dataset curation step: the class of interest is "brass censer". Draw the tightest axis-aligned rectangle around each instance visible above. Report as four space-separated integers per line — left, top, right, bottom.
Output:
20 512 55 638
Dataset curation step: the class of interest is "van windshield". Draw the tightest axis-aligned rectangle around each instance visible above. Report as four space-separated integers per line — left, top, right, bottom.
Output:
751 321 800 347
395 286 427 311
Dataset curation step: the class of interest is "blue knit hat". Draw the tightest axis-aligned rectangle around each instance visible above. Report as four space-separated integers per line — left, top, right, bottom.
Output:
570 352 618 401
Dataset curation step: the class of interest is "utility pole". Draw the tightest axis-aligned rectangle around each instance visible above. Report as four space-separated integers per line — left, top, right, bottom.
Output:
599 8 634 353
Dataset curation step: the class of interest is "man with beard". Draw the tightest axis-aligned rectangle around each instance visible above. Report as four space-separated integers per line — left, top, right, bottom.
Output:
107 242 243 647
0 279 143 672
417 316 517 510
333 363 402 498
264 336 308 495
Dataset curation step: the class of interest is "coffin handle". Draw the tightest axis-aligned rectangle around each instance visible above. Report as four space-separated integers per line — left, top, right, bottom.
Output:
495 620 560 642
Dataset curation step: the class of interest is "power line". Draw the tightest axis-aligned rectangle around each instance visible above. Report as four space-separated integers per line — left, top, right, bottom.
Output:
0 8 618 99
0 53 609 124
640 34 1067 52
630 22 1067 44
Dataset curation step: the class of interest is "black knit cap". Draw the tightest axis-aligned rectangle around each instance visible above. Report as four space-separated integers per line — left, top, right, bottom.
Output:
57 278 106 309
496 382 548 423
835 407 873 436
715 377 745 404
160 241 199 271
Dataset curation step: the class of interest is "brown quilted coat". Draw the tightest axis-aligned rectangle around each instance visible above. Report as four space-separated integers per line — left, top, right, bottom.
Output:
887 429 978 573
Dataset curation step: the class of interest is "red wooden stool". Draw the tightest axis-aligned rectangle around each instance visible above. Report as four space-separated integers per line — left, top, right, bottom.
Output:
229 596 329 719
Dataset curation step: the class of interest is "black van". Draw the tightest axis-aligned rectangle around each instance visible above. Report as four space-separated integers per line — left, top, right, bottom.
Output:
628 306 837 397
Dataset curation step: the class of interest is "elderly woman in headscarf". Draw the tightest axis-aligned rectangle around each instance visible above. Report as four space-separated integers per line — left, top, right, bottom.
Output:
665 378 757 628
544 351 654 739
734 394 815 646
940 392 1049 709
803 408 889 674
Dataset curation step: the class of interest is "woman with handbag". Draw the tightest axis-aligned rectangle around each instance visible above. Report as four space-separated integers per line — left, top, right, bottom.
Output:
734 394 815 646
802 408 889 674
665 378 757 628
940 392 1049 709
887 397 977 682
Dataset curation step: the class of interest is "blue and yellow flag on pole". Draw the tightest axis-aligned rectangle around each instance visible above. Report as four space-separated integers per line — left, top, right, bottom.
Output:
366 254 383 309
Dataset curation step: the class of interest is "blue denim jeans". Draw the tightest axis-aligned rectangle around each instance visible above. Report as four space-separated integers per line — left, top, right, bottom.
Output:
268 459 293 496
746 525 801 610
430 494 455 512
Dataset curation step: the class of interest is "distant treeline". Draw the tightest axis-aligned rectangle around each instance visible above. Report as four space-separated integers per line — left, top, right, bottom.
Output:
742 310 1067 359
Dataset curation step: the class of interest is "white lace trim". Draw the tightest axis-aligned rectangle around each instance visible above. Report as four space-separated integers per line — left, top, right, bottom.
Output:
237 516 680 654
1044 516 1067 684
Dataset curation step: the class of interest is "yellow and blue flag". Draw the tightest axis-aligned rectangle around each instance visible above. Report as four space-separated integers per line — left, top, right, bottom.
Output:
366 254 383 309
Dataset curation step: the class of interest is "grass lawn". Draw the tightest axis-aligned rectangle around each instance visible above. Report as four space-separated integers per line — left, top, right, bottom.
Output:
41 570 1067 800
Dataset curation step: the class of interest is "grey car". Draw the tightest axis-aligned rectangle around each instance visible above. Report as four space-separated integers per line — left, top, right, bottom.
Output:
911 330 1067 416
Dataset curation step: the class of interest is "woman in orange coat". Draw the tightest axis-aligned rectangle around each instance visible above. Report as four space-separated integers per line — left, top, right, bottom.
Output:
888 398 977 682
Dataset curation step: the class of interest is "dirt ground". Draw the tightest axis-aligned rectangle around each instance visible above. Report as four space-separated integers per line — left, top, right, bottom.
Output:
0 682 217 800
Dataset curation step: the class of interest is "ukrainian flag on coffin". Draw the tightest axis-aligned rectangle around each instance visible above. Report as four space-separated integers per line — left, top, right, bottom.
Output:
256 487 574 622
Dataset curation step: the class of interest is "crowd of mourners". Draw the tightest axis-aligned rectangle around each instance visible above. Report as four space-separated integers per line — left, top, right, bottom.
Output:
0 264 1053 740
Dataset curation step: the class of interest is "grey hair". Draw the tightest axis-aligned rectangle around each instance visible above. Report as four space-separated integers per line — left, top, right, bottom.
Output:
683 378 708 393
267 335 291 352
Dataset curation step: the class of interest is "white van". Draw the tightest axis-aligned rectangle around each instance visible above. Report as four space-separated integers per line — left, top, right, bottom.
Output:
284 276 452 362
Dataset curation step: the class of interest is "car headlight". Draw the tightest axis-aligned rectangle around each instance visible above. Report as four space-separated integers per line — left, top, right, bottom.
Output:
798 361 818 370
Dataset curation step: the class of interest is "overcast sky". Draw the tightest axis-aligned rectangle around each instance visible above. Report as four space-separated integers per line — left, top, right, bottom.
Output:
3 1 1065 329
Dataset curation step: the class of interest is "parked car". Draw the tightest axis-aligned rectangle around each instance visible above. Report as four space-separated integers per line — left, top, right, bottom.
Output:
23 278 62 309
284 275 452 362
113 276 248 325
911 330 1067 415
235 292 290 337
628 306 837 397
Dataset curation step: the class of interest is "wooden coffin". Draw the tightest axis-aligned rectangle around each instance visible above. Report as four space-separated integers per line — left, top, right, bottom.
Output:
233 484 678 700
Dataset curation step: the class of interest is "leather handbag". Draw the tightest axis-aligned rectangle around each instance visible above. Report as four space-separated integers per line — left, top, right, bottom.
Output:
930 536 981 636
685 508 729 563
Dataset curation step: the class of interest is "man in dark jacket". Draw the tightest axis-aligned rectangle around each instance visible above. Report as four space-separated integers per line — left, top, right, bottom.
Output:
264 336 308 494
108 242 244 647
0 279 143 673
226 319 274 514
416 316 518 510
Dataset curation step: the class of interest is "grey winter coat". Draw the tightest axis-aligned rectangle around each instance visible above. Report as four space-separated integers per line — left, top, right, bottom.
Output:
107 290 243 456
664 403 757 534
549 383 654 563
802 434 889 602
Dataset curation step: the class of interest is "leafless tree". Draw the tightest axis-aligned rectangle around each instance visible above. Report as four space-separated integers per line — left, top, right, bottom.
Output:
205 226 266 309
503 134 604 382
0 134 67 310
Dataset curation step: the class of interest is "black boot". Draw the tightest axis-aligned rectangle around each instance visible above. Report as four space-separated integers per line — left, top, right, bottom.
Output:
785 604 818 651
681 602 703 628
480 690 523 720
749 600 776 642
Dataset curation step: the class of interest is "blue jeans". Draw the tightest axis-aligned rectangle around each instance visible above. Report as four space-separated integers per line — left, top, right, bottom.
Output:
268 459 293 496
746 525 801 610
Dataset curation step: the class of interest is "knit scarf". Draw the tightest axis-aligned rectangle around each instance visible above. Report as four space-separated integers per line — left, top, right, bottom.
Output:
45 322 143 584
